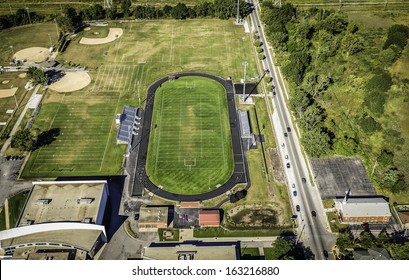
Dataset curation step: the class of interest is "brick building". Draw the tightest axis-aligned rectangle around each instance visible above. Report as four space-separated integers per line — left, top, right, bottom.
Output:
334 191 391 224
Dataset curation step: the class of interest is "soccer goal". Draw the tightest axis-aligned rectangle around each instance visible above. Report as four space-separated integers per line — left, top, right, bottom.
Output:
184 158 196 171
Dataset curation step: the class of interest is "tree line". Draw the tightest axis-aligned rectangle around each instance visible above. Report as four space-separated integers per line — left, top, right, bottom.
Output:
1 0 251 32
260 2 408 193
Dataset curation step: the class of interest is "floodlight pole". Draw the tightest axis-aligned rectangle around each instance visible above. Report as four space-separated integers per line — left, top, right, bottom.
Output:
236 0 240 24
48 33 53 48
242 61 247 102
26 7 32 25
13 87 18 109
9 45 15 65
244 69 268 102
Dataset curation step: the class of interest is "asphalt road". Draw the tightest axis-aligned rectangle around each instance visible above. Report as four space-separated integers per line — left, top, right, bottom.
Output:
249 0 336 259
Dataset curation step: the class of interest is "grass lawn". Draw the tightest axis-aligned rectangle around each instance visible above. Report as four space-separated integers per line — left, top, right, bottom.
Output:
241 247 260 257
0 24 59 64
18 19 256 178
158 228 180 241
8 191 29 228
146 76 233 194
326 211 348 233
194 227 285 238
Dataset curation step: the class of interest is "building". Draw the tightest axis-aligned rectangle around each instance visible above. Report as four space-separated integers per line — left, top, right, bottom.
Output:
199 210 220 227
334 191 391 224
116 106 142 145
353 248 391 260
143 241 240 260
0 180 109 260
238 110 256 151
138 207 169 232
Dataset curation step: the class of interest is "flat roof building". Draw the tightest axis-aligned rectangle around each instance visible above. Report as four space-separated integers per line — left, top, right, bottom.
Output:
138 207 169 232
143 241 240 260
334 191 391 224
0 180 109 260
199 210 220 227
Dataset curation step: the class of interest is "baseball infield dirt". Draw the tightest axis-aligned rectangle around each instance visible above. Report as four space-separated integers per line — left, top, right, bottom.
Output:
48 72 91 93
79 28 123 45
14 47 49 64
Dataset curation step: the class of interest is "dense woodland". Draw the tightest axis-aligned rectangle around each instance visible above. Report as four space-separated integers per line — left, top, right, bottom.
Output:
260 2 409 194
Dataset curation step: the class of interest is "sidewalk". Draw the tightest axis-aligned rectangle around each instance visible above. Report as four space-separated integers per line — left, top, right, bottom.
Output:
0 84 41 156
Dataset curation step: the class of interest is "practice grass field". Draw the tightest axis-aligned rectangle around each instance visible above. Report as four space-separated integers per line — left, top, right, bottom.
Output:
18 19 256 178
146 76 233 194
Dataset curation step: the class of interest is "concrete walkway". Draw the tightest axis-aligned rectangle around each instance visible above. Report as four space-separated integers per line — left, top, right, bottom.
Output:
4 198 10 229
0 84 41 156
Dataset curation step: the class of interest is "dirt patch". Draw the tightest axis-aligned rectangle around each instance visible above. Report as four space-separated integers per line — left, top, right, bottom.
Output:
1 80 10 84
14 47 49 64
268 148 285 184
93 32 100 35
0 88 18 98
84 27 91 31
227 204 285 227
48 71 91 92
79 28 123 45
18 73 27 78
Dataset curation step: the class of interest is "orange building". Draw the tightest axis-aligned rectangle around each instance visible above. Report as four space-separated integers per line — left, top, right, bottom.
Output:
199 210 220 227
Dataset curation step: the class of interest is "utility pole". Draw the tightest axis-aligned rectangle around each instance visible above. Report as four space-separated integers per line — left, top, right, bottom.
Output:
236 0 240 24
12 86 18 109
242 61 247 102
9 45 15 64
26 7 32 25
8 3 12 14
48 33 53 49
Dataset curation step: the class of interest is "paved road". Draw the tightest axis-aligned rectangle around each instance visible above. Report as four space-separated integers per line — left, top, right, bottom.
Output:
249 1 336 259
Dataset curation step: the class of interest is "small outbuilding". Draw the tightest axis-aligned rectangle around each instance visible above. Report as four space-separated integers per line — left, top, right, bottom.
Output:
199 210 220 227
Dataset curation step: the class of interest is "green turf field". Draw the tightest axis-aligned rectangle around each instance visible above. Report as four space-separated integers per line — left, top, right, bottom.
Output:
146 76 233 194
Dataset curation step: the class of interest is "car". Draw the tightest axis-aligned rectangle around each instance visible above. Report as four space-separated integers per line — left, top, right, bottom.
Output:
284 155 288 159
134 213 140 220
281 143 285 148
296 205 300 212
272 90 276 95
284 132 288 137
287 127 291 132
311 210 316 217
292 183 296 189
293 191 297 197
286 163 290 168
301 177 306 183
323 250 329 259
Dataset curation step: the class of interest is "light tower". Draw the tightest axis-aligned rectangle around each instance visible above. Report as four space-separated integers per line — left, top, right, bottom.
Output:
104 0 113 9
26 7 32 24
236 0 240 24
242 61 248 102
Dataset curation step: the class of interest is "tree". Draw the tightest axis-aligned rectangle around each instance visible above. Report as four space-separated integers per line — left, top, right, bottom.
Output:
171 3 189 20
384 24 409 50
336 231 354 256
121 0 132 17
11 129 34 151
390 242 409 260
289 89 311 118
301 127 331 157
27 67 47 86
57 7 82 33
359 114 382 133
341 32 364 56
268 239 295 260
333 136 358 156
356 231 376 249
298 103 325 131
282 52 311 85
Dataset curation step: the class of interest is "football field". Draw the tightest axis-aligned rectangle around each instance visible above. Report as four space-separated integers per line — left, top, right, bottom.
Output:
146 76 233 194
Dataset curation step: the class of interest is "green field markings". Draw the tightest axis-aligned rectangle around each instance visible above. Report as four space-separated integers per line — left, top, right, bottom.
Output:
146 76 233 194
24 94 120 177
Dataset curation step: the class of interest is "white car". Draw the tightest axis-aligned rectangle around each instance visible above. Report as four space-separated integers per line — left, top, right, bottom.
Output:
285 155 288 159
